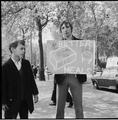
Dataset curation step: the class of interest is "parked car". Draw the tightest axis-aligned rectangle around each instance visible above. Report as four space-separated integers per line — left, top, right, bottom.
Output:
91 56 118 91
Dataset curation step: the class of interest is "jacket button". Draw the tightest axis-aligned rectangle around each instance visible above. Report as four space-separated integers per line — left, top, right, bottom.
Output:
9 99 13 101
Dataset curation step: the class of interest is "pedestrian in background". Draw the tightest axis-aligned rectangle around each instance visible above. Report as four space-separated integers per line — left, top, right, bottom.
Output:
2 40 39 119
33 65 38 79
55 20 87 119
49 78 73 107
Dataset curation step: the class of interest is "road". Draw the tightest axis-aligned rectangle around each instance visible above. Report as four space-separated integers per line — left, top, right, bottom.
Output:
29 76 118 119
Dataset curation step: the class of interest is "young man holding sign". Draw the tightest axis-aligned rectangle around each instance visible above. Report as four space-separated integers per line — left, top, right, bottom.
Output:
55 20 87 119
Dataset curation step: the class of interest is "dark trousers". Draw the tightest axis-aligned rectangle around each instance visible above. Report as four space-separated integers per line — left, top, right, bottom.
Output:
56 74 83 119
51 82 57 103
4 100 28 119
51 81 73 104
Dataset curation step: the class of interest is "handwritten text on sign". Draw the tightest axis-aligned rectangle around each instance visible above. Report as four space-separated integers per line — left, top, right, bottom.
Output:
46 40 96 74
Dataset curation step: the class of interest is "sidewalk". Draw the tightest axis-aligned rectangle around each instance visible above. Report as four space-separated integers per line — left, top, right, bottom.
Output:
2 76 118 119
29 78 76 118
29 77 118 118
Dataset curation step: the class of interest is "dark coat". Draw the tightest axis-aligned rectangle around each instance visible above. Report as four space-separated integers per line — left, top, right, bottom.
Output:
55 35 87 84
2 58 39 113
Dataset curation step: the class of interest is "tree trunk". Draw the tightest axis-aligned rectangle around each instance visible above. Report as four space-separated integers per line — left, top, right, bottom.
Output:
38 29 45 81
23 39 25 59
30 33 32 64
35 15 48 81
91 3 99 66
22 29 26 59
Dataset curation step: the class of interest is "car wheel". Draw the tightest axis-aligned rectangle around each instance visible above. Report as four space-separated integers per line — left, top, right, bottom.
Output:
116 85 118 92
93 81 99 89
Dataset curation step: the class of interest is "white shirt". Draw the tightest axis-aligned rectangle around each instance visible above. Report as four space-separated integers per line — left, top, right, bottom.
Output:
11 57 22 71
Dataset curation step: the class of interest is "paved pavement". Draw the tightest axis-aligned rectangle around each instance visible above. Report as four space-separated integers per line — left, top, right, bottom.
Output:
29 76 118 119
2 75 118 119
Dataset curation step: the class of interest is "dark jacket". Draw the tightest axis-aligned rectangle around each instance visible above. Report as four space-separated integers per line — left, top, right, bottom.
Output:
55 35 87 84
2 58 39 113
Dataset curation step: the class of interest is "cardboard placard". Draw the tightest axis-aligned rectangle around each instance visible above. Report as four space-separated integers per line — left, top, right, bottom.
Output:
46 40 96 74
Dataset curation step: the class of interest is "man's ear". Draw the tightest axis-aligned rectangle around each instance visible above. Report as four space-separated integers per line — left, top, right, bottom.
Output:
11 47 14 53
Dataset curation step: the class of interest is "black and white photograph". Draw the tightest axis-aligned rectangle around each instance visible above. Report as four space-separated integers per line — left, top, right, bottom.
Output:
1 1 118 119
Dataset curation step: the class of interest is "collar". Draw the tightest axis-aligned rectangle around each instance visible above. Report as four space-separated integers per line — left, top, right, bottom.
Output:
11 55 22 64
62 35 74 40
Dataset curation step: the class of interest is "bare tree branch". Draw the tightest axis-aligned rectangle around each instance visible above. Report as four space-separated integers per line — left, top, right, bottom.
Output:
2 6 26 18
42 15 49 29
2 3 36 18
7 14 20 33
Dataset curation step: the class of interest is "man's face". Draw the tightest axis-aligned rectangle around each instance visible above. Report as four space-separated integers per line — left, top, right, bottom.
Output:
61 23 72 38
12 43 25 59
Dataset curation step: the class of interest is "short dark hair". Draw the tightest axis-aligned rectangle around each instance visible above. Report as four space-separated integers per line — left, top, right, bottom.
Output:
59 20 73 33
9 40 25 53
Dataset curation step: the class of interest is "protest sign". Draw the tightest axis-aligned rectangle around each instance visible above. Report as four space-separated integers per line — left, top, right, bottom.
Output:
46 40 96 74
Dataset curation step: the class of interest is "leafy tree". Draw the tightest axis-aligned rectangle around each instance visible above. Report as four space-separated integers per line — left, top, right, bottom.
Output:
1 1 57 81
2 1 118 76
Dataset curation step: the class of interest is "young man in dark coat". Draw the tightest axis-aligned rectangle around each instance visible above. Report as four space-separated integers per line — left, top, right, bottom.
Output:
2 40 39 119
